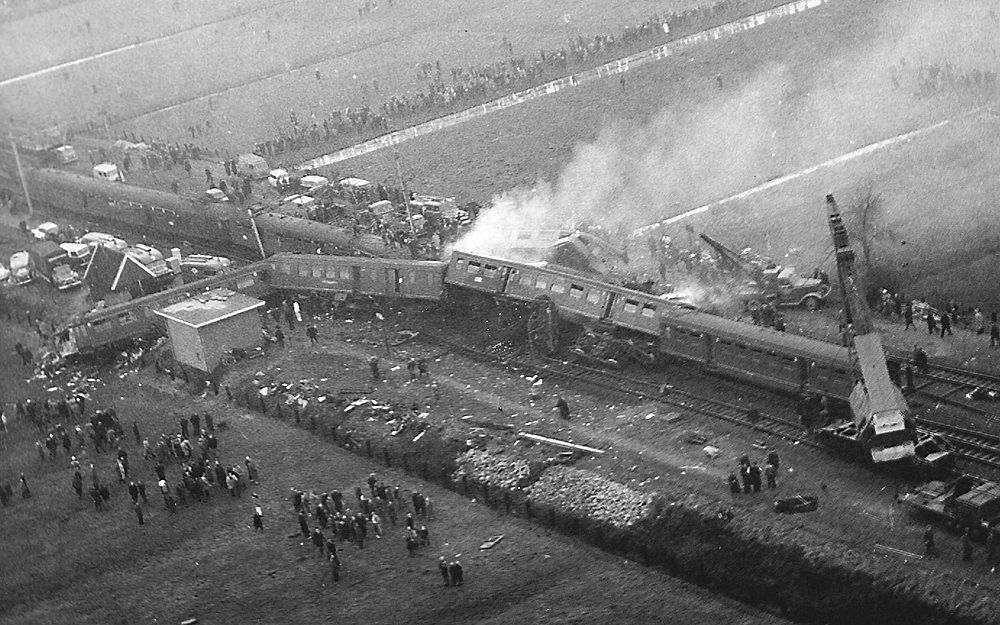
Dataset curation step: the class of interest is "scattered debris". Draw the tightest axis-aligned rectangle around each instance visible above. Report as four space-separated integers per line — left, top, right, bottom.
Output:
479 535 505 550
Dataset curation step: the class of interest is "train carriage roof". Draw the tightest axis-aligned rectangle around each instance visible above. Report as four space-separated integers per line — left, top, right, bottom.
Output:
853 333 907 411
666 307 852 366
269 253 445 269
32 168 239 221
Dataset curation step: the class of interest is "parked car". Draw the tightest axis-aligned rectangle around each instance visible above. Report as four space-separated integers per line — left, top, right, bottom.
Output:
30 222 60 241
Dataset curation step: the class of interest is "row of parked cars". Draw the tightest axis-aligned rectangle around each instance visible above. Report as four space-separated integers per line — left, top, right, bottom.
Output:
2 222 232 290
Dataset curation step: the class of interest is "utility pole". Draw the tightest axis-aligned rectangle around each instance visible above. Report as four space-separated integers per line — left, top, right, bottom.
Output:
10 133 33 216
392 149 417 237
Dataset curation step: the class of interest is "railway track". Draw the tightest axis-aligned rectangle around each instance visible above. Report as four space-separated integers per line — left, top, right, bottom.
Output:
417 328 819 449
907 361 1000 428
416 323 1000 475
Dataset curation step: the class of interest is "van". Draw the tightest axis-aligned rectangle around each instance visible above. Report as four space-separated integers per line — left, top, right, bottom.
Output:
268 168 291 189
93 162 120 181
59 242 91 267
30 222 60 241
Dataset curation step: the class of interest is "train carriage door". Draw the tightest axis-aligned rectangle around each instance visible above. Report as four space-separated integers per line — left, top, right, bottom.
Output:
602 291 617 320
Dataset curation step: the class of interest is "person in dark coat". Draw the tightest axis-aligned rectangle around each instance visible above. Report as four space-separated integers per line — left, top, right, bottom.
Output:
556 397 570 420
306 325 318 345
748 463 762 493
179 417 189 439
190 414 200 434
128 481 139 503
136 480 148 503
329 553 340 581
72 472 83 498
904 302 915 330
311 527 326 555
253 507 264 532
448 560 463 586
299 511 310 538
940 311 952 337
766 450 780 471
438 556 451 585
728 472 741 494
926 312 937 335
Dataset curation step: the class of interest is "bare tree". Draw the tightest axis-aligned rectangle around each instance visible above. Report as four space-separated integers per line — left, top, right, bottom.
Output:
844 181 895 300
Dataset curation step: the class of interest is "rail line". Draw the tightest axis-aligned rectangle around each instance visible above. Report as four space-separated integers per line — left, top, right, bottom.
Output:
415 323 1000 475
416 327 818 449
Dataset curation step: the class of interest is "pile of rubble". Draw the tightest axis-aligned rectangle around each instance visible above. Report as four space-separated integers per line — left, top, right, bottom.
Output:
453 449 533 490
527 466 653 528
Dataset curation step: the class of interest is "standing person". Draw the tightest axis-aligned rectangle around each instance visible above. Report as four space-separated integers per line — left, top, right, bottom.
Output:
448 560 463 586
312 527 326 556
748 463 762 493
329 552 340 581
764 462 777 489
940 311 952 337
555 397 570 420
128 481 140 503
253 506 264 532
927 311 937 335
962 529 974 562
274 328 285 348
136 480 148 503
179 417 189 440
923 526 938 557
72 472 83 498
438 556 451 586
306 325 318 345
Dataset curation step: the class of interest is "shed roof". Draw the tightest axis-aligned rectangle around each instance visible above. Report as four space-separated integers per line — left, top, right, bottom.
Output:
154 288 263 329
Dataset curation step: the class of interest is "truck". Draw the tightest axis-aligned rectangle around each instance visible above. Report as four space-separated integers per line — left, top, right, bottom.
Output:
9 251 32 285
902 475 1000 539
30 241 81 290
699 233 831 310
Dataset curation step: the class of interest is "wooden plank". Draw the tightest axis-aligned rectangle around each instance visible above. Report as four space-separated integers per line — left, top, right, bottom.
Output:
518 432 606 455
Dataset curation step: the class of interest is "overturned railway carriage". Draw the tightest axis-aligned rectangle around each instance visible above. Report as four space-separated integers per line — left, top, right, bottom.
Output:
62 263 271 355
659 308 854 400
26 168 390 257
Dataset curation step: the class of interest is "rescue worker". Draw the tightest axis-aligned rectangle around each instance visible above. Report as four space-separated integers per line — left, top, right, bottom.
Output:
764 462 777 489
727 472 741 494
556 397 570 420
904 301 915 330
940 310 953 337
439 556 451 585
923 526 937 557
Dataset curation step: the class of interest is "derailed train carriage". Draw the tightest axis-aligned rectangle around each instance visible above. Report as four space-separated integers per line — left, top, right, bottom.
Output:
64 248 919 464
26 168 390 257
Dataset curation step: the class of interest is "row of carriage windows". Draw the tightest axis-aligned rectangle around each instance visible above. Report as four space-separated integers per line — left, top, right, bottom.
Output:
103 197 178 217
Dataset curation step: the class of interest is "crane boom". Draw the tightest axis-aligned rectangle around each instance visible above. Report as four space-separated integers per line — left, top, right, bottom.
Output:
825 194 872 335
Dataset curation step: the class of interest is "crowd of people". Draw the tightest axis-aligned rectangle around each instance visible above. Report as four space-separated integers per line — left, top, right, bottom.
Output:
286 472 463 585
728 449 780 495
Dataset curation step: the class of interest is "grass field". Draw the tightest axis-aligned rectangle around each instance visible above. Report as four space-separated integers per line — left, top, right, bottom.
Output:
1 0 713 151
0 318 790 625
329 0 1000 309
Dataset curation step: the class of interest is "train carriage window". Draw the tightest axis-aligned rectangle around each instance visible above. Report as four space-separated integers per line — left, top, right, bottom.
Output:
278 263 292 275
534 278 548 290
325 267 339 279
550 283 566 294
118 311 136 324
340 266 352 280
587 290 602 304
623 299 640 314
641 304 657 318
466 261 482 274
312 266 323 278
570 285 584 299
483 264 498 278
298 265 310 277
